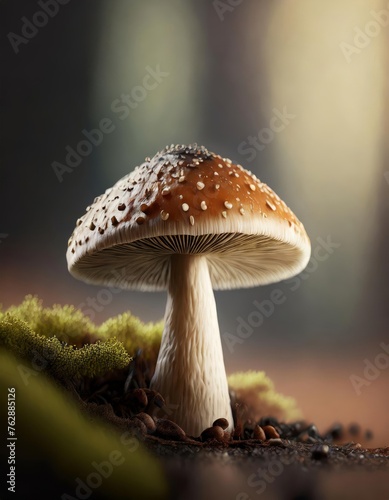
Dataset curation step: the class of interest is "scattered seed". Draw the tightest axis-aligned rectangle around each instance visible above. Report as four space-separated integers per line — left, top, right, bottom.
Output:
263 425 280 439
201 426 225 442
135 413 156 433
162 187 170 196
222 211 227 218
131 388 148 409
254 425 266 440
155 419 186 441
213 418 229 430
200 201 207 210
189 215 195 225
224 201 233 209
129 417 148 436
182 203 189 212
196 181 205 190
160 210 169 221
249 184 256 191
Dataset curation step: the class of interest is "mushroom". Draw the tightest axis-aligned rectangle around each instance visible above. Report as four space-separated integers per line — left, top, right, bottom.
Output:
66 144 311 436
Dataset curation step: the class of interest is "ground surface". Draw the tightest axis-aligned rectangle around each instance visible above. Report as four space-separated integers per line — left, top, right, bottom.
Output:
83 383 389 500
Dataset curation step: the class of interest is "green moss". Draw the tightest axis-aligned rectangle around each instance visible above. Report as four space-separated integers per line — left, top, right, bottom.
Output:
0 294 96 342
228 370 301 422
99 313 163 366
0 295 162 365
0 316 131 380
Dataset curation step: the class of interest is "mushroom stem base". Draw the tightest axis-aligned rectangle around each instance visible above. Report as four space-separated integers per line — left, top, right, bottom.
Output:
150 254 233 437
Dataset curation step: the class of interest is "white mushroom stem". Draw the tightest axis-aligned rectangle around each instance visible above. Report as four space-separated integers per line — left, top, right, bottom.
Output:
150 254 233 437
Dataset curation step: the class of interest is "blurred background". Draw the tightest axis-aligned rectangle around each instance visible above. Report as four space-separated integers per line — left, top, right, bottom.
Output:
1 0 388 445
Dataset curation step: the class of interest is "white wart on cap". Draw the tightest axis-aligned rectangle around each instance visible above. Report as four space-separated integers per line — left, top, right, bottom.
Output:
67 143 311 290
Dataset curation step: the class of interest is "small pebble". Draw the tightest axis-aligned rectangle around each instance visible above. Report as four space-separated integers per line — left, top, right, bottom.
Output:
307 424 320 439
326 423 343 441
311 444 330 460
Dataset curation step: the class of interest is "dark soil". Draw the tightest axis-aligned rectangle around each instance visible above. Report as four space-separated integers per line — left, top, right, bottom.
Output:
62 349 389 499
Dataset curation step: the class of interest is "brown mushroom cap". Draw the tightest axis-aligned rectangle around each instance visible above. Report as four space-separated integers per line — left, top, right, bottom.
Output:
67 144 311 290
